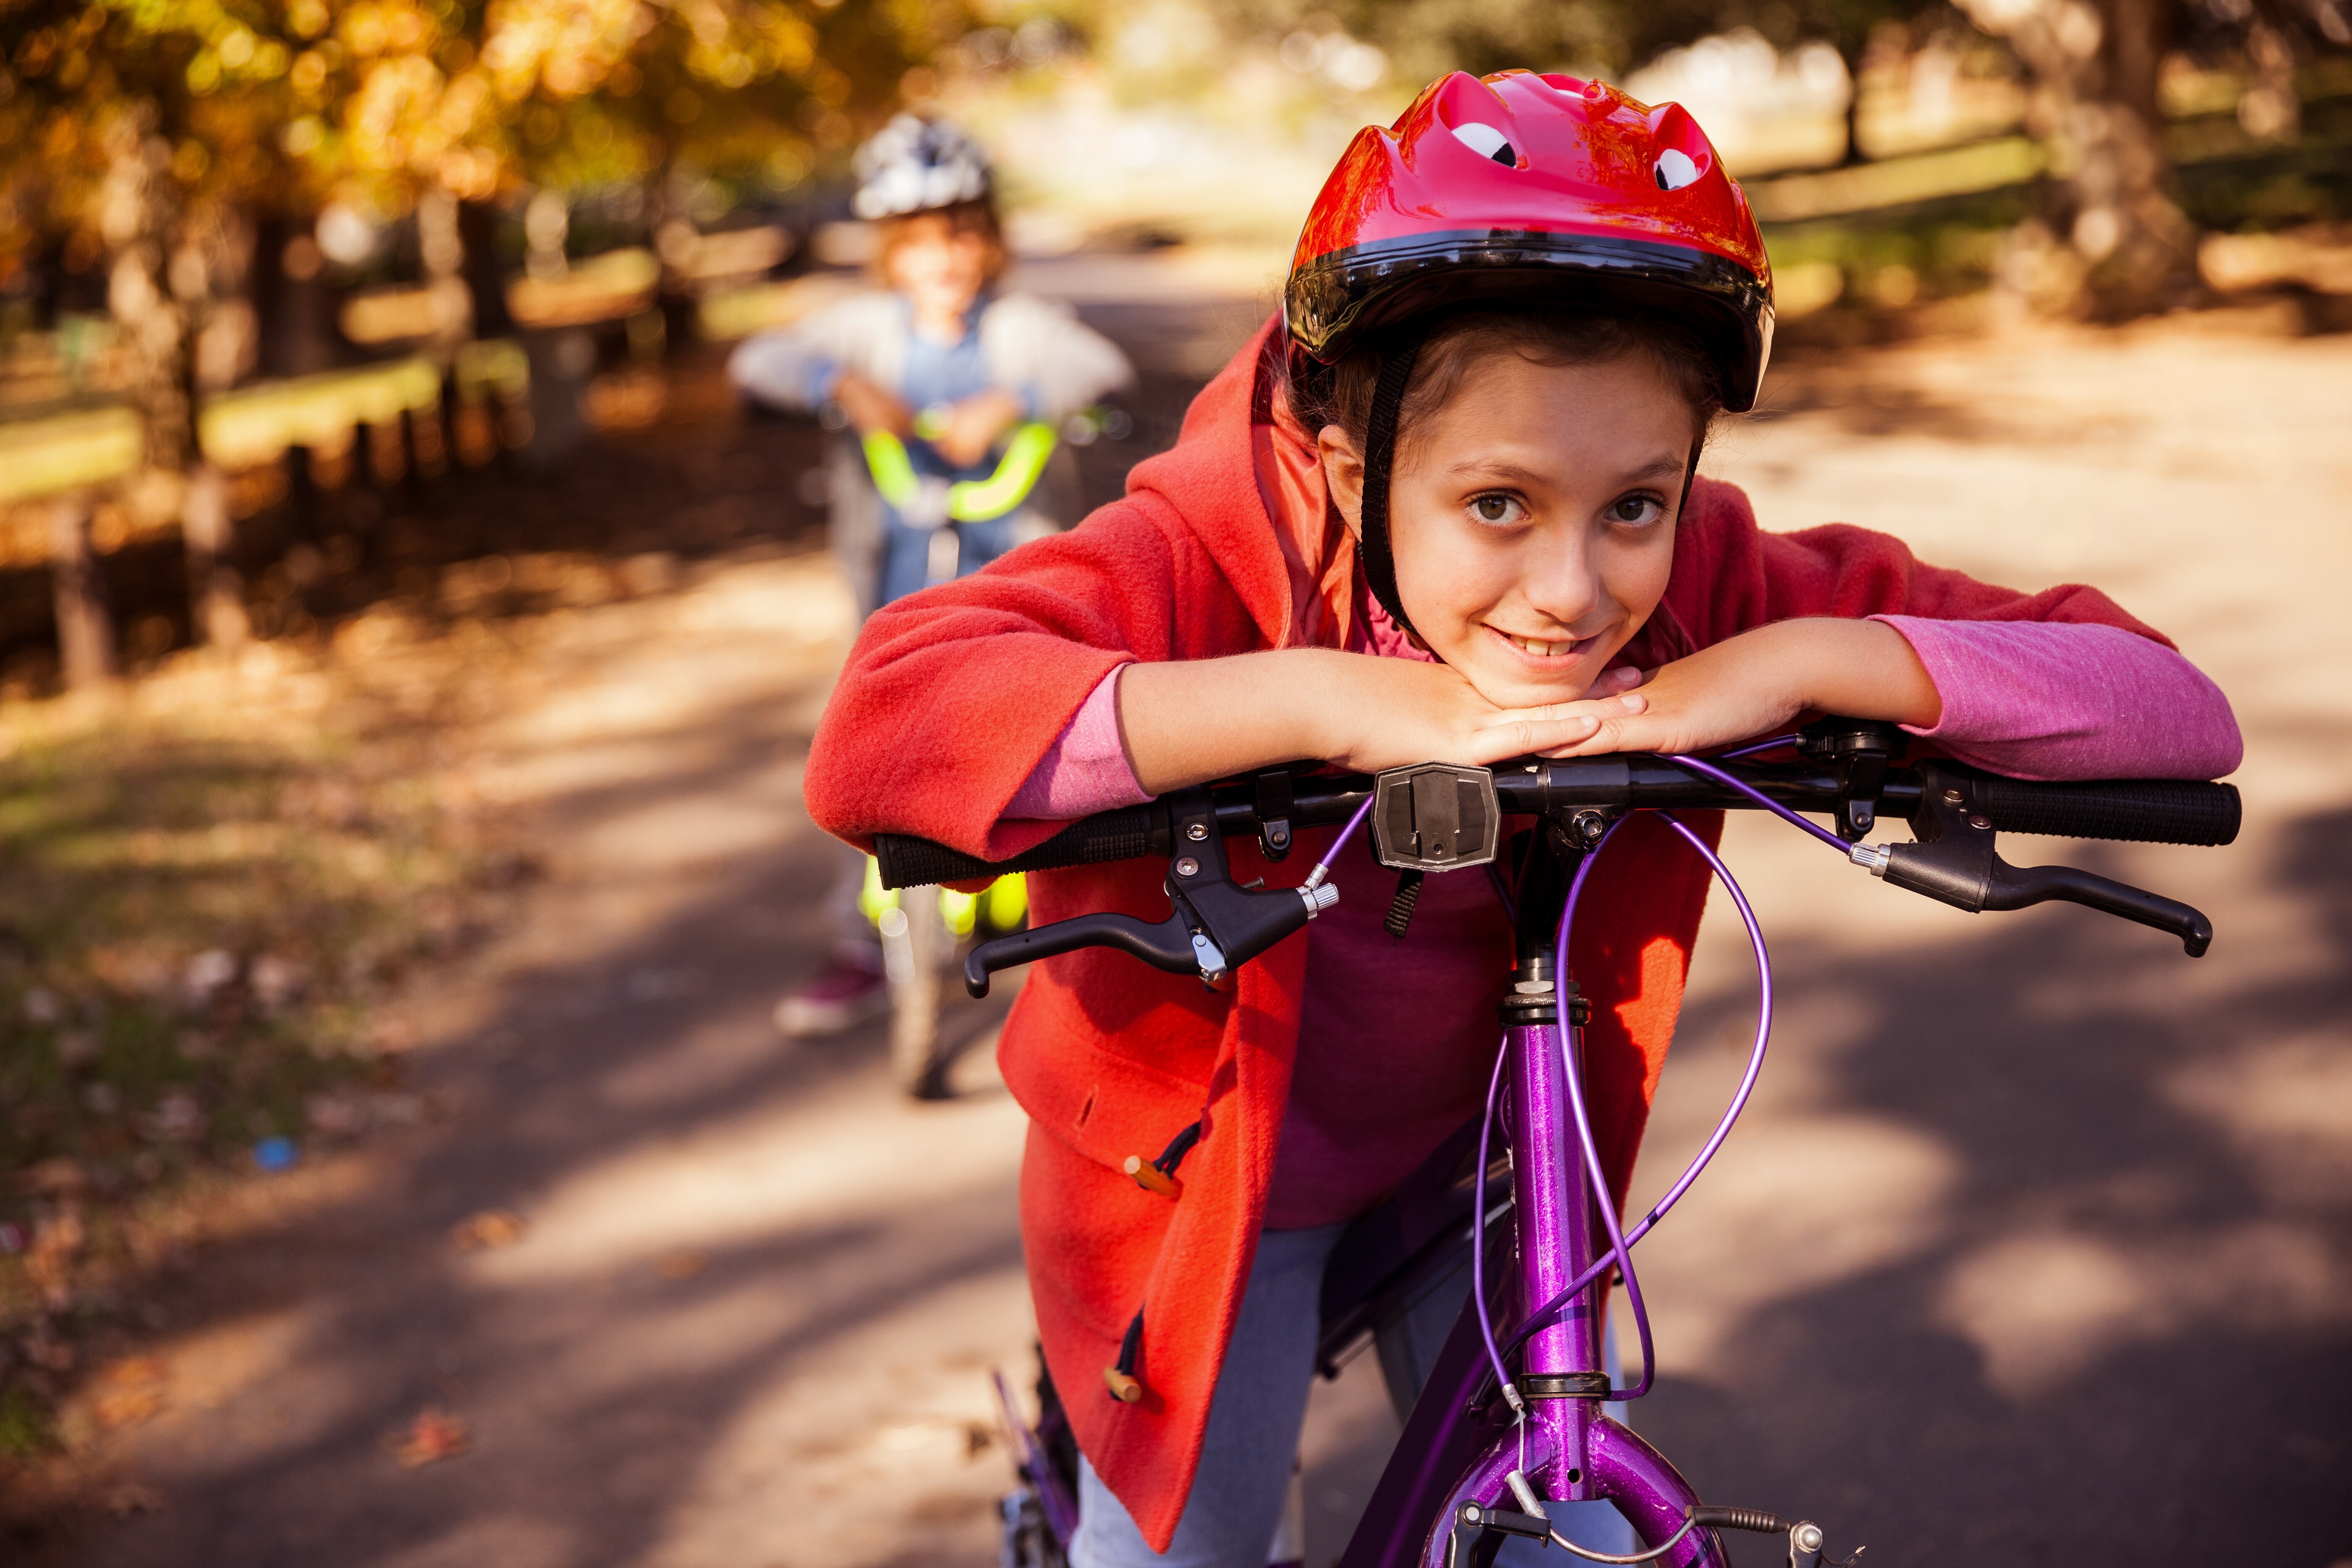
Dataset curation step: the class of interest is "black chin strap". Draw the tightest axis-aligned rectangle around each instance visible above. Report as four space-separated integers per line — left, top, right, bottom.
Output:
1676 441 1703 525
1356 336 1423 643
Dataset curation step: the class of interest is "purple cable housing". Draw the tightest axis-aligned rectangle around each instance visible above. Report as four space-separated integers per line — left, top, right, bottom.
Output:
1483 740 1858 1379
1256 751 1844 1502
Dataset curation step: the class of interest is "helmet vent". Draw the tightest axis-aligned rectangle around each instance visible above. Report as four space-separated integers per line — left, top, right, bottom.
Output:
1654 149 1701 191
1450 122 1518 167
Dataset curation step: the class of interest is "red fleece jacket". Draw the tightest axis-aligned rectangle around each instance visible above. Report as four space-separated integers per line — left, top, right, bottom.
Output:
803 319 2168 1550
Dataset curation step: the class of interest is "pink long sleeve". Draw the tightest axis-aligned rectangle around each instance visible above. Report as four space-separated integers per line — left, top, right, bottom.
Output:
1003 665 1151 820
1873 617 2241 781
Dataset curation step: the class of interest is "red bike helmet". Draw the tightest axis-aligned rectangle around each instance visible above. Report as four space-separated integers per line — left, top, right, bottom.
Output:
1284 70 1775 641
1287 69 1773 408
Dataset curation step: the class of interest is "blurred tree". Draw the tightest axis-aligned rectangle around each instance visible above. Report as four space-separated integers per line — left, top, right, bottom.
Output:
316 0 965 341
0 0 308 646
0 0 954 656
1074 0 2339 317
1949 0 2199 314
1950 0 2344 314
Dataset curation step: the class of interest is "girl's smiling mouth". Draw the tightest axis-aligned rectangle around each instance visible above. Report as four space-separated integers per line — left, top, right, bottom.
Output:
1486 624 1593 662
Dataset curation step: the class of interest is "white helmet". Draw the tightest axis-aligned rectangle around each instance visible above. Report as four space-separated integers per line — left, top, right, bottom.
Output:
852 114 993 221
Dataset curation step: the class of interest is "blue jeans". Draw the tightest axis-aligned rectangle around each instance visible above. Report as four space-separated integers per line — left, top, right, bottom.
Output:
876 512 1018 607
1069 1226 1639 1568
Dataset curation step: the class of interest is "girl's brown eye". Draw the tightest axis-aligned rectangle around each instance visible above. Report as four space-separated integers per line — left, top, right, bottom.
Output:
1472 495 1516 523
1609 496 1663 525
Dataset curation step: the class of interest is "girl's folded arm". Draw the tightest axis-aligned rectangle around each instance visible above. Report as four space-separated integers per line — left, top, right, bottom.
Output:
1586 483 2239 780
1874 617 2241 781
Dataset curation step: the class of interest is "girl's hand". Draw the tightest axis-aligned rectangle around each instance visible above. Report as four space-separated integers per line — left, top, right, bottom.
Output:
1304 657 1648 775
1531 619 1942 758
1117 651 1648 793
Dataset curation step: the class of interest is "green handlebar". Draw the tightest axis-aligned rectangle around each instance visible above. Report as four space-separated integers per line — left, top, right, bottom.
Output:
860 421 1059 524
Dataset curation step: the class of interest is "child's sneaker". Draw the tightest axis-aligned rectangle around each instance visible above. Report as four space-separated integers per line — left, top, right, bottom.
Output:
774 950 890 1037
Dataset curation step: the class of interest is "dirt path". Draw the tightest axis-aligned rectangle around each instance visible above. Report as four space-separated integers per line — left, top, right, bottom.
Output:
29 283 2352 1568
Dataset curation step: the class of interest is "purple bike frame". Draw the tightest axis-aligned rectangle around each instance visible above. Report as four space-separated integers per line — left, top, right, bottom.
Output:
1385 1018 1725 1568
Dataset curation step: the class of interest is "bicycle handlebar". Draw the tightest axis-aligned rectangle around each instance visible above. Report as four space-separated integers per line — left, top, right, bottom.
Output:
872 755 2241 890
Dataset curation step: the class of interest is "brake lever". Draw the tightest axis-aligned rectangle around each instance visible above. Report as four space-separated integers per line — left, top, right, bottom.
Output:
1875 762 2214 956
963 907 1203 996
964 788 1340 997
1982 860 2213 956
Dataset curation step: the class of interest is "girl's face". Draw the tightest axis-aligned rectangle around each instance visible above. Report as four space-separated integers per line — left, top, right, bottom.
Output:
1320 348 1695 710
883 213 994 327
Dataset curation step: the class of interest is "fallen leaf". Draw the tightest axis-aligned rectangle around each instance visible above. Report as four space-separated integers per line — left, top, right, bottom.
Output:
450 1209 527 1251
655 1249 708 1279
91 1357 168 1430
19 1157 89 1194
105 1481 165 1518
23 1324 75 1372
390 1406 469 1468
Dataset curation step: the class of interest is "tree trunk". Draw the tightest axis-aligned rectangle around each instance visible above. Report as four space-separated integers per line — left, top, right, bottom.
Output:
1957 0 2199 317
183 465 248 648
458 199 516 340
100 104 196 474
2238 16 2301 140
102 107 261 652
186 207 254 648
651 163 700 356
49 494 116 690
252 213 353 378
1840 40 1870 167
416 187 474 364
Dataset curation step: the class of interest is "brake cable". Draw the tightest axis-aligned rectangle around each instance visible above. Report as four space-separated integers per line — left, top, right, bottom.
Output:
1502 800 1781 1362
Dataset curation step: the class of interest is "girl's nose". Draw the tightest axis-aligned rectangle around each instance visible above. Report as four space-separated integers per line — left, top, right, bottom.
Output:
1521 526 1603 630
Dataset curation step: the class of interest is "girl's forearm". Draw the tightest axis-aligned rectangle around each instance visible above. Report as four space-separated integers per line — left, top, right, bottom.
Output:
1115 650 1341 795
1779 617 1942 728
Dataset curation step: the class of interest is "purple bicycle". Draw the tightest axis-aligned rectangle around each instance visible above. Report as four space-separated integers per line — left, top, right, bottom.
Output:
875 718 2238 1568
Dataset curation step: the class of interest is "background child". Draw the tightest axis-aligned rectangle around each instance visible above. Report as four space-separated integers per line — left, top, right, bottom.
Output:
731 114 1133 1038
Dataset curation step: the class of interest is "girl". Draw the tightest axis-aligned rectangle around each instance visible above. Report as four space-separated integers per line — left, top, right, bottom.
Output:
804 71 2239 1568
732 114 1132 1038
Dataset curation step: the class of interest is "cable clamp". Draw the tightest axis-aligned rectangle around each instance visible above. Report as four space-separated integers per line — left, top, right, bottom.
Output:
1847 842 1891 876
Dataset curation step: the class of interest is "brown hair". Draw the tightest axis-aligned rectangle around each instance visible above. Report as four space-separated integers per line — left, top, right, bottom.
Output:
873 199 1008 285
1294 303 1725 461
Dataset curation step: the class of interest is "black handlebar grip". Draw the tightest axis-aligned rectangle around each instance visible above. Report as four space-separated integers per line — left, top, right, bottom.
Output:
874 804 1161 889
1974 776 2240 846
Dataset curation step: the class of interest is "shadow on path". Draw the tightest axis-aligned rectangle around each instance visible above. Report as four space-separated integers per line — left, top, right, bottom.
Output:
1626 813 2352 1567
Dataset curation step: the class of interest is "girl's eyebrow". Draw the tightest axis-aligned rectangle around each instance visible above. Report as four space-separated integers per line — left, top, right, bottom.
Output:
1441 453 1688 486
1619 454 1690 482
